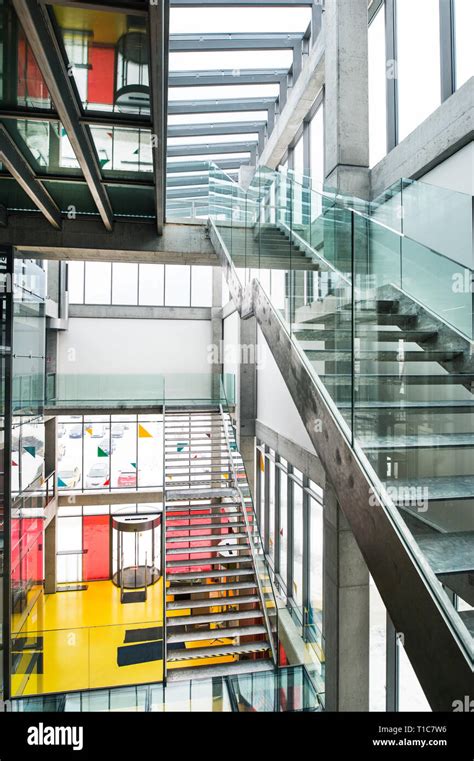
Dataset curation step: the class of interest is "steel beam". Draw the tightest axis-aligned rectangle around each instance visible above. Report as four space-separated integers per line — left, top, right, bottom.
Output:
0 107 152 130
168 141 257 157
148 0 169 234
169 97 276 114
170 32 302 51
0 125 61 229
167 158 249 172
13 0 114 230
171 0 313 5
168 121 266 139
169 69 287 87
166 187 208 199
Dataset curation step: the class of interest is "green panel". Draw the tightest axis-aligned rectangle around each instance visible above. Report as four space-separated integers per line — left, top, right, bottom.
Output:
107 185 155 219
43 181 99 217
0 176 39 212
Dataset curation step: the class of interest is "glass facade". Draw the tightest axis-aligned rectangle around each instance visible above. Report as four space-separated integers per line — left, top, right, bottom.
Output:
68 261 213 308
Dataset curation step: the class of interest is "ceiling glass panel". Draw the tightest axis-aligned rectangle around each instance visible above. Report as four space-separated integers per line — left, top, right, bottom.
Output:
170 7 311 34
106 185 155 219
168 111 268 125
44 180 99 216
4 119 80 174
0 10 52 110
168 84 279 101
52 5 150 115
169 50 293 72
90 125 153 176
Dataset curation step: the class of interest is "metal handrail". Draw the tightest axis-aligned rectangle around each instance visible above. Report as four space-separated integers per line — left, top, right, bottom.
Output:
162 404 167 682
219 403 279 666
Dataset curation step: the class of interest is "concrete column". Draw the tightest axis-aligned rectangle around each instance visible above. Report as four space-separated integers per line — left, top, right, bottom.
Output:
324 0 370 199
323 482 370 711
237 315 257 498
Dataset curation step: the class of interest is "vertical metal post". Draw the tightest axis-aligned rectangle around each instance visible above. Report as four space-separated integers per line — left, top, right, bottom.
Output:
385 0 398 151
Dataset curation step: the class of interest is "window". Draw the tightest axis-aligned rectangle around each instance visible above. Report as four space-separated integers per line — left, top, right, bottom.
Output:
368 4 387 166
292 478 303 607
309 102 324 188
138 264 164 306
396 0 441 141
112 263 138 305
454 0 474 89
279 466 288 589
309 496 323 625
67 261 84 304
165 264 191 306
84 262 111 304
268 458 275 564
191 266 213 307
398 641 431 711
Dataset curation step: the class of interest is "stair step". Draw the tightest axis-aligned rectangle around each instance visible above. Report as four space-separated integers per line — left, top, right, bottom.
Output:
305 349 462 362
166 532 247 544
167 640 270 661
167 624 267 643
168 570 255 583
166 659 274 681
166 521 246 532
166 488 238 500
166 542 249 556
167 609 263 626
167 594 259 610
166 507 242 516
166 555 252 567
293 327 438 343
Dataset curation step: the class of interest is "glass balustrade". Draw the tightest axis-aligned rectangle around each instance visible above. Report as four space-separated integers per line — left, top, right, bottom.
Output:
209 166 474 663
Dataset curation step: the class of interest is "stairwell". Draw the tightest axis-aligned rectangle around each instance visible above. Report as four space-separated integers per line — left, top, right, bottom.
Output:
163 407 277 682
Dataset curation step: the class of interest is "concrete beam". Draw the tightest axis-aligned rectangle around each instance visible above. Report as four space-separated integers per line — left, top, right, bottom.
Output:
169 69 287 87
168 141 257 157
370 79 474 199
170 32 303 51
169 98 276 115
257 25 324 170
168 122 265 139
255 419 325 488
0 216 218 264
68 305 211 320
58 490 163 507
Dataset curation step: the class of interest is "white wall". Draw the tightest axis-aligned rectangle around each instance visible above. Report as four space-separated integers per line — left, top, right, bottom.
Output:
422 142 474 196
256 325 316 454
57 318 212 376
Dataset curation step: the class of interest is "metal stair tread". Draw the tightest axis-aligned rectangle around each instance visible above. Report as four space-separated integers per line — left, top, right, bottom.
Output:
166 542 249 555
167 640 270 661
167 570 255 583
166 659 274 681
166 531 248 543
166 594 259 610
167 623 267 643
166 521 246 531
166 555 252 567
167 609 263 626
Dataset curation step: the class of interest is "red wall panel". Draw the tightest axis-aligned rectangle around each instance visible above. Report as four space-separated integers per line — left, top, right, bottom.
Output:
83 515 110 581
88 45 115 106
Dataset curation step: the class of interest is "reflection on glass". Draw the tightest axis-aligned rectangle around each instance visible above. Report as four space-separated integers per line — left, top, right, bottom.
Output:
292 480 303 607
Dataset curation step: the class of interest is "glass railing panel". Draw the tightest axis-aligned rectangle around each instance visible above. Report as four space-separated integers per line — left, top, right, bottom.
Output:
227 664 321 712
10 621 164 697
401 237 473 339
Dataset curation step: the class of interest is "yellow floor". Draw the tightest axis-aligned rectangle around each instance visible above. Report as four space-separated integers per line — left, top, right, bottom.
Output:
12 580 164 697
11 579 236 697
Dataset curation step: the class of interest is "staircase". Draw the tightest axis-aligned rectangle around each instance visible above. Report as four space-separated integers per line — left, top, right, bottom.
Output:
163 407 277 682
208 167 474 705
